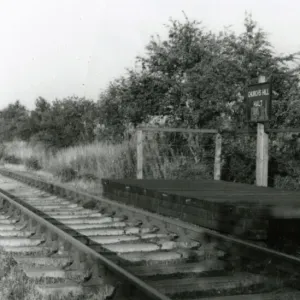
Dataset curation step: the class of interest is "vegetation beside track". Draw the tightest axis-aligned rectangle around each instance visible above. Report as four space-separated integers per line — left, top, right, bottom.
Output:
0 249 111 300
0 137 193 190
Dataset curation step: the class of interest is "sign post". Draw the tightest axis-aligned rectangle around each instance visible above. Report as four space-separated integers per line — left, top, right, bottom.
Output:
246 76 271 187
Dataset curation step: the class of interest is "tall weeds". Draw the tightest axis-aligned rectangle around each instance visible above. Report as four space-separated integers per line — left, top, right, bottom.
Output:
1 133 215 183
2 134 300 190
2 139 137 181
46 139 136 180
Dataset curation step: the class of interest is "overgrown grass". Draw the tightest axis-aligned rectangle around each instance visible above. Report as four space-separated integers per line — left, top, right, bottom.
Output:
1 136 211 185
25 156 42 171
3 141 48 165
2 135 300 191
1 139 137 184
46 140 136 180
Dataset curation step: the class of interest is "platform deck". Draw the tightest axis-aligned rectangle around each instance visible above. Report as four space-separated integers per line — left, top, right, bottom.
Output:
101 178 300 242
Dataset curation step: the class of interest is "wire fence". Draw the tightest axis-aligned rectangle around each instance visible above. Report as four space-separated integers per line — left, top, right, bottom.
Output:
268 132 300 190
142 130 216 180
220 133 256 185
138 127 300 190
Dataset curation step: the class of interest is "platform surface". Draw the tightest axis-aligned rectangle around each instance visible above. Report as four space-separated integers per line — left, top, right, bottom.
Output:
104 178 300 206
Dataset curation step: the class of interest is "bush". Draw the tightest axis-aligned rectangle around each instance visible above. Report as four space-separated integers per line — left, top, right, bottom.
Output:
178 163 213 180
274 175 300 190
221 135 256 184
55 166 77 182
3 155 21 165
24 157 42 170
0 144 5 160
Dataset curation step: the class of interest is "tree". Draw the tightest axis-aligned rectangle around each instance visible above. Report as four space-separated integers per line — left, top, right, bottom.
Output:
28 96 98 148
27 97 51 139
0 100 31 141
99 15 300 134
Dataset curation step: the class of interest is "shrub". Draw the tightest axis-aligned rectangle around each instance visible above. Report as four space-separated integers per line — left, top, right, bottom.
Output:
55 166 77 182
177 162 213 180
2 155 21 165
221 135 256 184
0 144 5 160
25 157 42 170
274 175 300 190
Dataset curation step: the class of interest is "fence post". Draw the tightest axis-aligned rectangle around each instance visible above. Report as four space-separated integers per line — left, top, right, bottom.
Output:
256 75 269 187
137 129 143 179
214 133 222 180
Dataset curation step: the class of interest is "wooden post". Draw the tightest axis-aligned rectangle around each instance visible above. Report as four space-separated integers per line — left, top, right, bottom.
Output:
214 133 222 180
256 75 269 187
137 129 143 179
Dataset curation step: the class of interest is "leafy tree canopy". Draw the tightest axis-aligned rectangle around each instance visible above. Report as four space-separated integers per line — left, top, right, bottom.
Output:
98 14 300 138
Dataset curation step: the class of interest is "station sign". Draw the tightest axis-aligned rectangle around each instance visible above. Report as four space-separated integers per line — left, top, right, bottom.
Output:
246 82 272 123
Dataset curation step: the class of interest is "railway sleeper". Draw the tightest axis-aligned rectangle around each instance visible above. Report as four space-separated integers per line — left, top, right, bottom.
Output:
148 273 281 298
127 260 227 277
14 254 72 267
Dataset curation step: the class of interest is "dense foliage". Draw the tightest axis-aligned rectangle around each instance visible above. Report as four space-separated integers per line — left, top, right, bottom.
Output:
98 16 300 135
0 96 99 149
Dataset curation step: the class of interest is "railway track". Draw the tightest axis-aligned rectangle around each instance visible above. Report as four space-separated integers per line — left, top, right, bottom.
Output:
0 168 299 299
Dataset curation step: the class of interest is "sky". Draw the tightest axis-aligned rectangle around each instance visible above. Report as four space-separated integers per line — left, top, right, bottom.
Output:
0 0 299 110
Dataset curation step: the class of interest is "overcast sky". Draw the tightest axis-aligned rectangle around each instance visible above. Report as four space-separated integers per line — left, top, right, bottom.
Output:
0 0 299 110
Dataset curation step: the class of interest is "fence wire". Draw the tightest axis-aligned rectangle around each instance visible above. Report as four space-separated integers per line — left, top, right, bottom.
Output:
141 129 300 189
220 133 256 185
143 131 215 180
268 132 300 190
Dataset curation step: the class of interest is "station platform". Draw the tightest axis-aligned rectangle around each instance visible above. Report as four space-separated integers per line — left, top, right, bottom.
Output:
101 178 300 244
